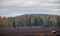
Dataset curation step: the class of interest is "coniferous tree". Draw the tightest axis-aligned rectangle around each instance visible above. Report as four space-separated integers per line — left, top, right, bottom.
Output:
58 16 60 27
34 18 37 26
13 20 16 28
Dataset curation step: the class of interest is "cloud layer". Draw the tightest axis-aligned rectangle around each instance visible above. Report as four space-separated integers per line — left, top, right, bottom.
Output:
0 0 60 16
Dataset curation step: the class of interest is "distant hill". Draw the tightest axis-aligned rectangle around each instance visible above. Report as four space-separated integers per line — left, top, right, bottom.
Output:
17 14 58 17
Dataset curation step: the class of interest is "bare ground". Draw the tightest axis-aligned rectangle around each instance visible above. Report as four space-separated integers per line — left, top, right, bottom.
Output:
0 27 60 36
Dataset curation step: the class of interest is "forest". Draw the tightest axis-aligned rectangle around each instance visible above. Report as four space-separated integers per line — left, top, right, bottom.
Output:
0 14 60 28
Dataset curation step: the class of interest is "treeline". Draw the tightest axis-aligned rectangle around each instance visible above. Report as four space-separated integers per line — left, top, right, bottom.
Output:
0 14 60 28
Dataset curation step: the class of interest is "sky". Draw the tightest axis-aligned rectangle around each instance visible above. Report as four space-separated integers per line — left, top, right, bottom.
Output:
0 0 60 17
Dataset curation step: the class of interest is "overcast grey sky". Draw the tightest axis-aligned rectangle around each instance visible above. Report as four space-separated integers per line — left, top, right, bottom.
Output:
0 0 60 17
